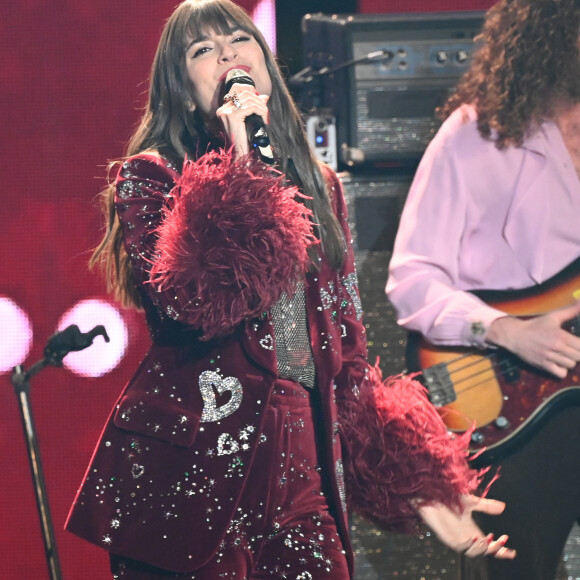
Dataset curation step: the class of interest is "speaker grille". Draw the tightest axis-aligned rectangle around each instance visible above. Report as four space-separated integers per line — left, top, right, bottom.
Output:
339 170 411 374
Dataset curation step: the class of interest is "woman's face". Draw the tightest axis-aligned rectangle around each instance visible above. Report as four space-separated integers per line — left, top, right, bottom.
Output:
185 25 272 121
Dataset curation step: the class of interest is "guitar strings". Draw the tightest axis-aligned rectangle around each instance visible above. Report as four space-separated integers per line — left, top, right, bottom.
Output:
425 314 580 396
429 351 501 396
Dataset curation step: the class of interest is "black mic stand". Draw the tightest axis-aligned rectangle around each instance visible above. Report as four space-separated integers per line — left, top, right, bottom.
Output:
10 324 110 580
289 49 394 88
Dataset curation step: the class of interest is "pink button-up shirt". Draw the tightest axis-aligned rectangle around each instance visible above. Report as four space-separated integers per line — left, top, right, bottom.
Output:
386 104 580 347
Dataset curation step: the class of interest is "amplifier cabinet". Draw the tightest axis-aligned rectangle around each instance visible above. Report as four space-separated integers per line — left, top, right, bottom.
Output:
338 169 414 374
301 12 484 167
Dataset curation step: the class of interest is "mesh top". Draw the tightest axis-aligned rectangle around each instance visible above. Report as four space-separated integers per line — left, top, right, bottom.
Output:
270 282 316 389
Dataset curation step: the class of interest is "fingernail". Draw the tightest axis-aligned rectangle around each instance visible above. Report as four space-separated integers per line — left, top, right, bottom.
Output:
487 535 494 544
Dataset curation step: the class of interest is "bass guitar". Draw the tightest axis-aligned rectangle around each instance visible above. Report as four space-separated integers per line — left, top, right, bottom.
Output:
407 258 580 464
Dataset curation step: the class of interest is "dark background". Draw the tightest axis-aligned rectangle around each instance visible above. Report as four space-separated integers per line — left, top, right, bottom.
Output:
1 1 493 578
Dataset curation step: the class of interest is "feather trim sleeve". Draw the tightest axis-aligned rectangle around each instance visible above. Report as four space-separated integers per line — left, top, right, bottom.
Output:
148 150 317 340
320 168 482 532
338 363 483 533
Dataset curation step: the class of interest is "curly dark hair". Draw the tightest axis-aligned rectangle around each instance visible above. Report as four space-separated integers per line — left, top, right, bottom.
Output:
439 0 580 148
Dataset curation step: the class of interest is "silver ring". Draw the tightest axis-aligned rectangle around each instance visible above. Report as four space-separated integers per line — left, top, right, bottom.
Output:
224 91 242 110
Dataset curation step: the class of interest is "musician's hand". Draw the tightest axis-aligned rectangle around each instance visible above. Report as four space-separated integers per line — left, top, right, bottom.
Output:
417 495 516 559
486 300 580 378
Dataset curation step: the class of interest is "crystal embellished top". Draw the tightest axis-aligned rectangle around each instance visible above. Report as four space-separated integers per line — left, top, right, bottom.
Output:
270 281 316 388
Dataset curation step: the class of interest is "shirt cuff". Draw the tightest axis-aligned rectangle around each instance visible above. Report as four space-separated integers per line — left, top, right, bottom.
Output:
461 304 506 348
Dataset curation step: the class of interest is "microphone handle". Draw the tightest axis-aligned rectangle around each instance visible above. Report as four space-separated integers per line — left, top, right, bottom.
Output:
224 74 272 158
246 114 270 147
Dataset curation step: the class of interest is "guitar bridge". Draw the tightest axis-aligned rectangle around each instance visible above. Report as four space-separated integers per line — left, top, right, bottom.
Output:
422 363 457 407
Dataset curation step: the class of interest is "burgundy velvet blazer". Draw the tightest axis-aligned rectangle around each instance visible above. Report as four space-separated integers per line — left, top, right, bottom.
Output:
65 153 369 573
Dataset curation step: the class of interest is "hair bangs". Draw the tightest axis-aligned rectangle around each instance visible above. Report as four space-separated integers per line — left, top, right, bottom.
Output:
182 1 254 47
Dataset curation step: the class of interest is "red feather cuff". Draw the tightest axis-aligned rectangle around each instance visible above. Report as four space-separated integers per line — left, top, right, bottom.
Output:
339 364 483 533
149 150 317 339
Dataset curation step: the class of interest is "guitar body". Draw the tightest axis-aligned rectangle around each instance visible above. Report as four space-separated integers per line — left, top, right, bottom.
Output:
412 258 580 463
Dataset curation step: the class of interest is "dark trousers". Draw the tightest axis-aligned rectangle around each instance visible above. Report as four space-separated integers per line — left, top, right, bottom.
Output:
110 381 350 579
462 404 580 580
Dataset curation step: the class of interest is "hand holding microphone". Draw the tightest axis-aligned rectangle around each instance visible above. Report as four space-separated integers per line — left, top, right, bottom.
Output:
219 68 274 162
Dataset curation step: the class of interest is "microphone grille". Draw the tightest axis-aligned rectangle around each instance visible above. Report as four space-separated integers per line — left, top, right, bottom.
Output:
224 69 255 90
226 68 249 82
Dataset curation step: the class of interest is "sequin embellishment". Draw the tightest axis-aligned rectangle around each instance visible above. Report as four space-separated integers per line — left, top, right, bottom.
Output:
217 433 240 456
335 458 347 513
341 272 363 320
199 370 243 423
131 464 145 479
259 334 274 350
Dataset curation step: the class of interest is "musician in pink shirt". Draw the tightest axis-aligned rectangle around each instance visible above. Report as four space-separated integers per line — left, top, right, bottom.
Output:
387 1 580 579
388 103 580 355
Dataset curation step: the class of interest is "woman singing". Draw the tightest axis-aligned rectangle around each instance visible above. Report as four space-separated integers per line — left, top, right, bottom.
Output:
67 1 514 577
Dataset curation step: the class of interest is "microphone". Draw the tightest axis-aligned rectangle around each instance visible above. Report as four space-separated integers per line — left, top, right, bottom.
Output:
223 69 270 149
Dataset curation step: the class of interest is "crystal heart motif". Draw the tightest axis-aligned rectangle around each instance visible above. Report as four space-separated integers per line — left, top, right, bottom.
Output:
199 370 243 423
131 464 145 479
217 433 240 456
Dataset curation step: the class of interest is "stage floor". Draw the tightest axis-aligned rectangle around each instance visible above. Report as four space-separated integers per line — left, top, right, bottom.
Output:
352 517 580 579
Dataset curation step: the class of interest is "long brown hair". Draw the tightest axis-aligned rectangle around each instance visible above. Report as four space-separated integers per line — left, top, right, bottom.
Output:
439 0 580 148
91 0 346 308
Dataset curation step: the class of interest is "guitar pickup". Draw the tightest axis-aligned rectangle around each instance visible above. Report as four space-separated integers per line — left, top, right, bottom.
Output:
496 351 520 382
422 363 457 407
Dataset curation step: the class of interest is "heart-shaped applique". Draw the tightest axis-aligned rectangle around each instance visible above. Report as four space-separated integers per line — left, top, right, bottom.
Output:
217 433 240 456
131 464 145 479
199 370 243 423
259 334 274 350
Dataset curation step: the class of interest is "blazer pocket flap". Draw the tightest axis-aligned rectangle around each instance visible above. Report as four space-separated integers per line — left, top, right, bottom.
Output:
113 393 200 447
